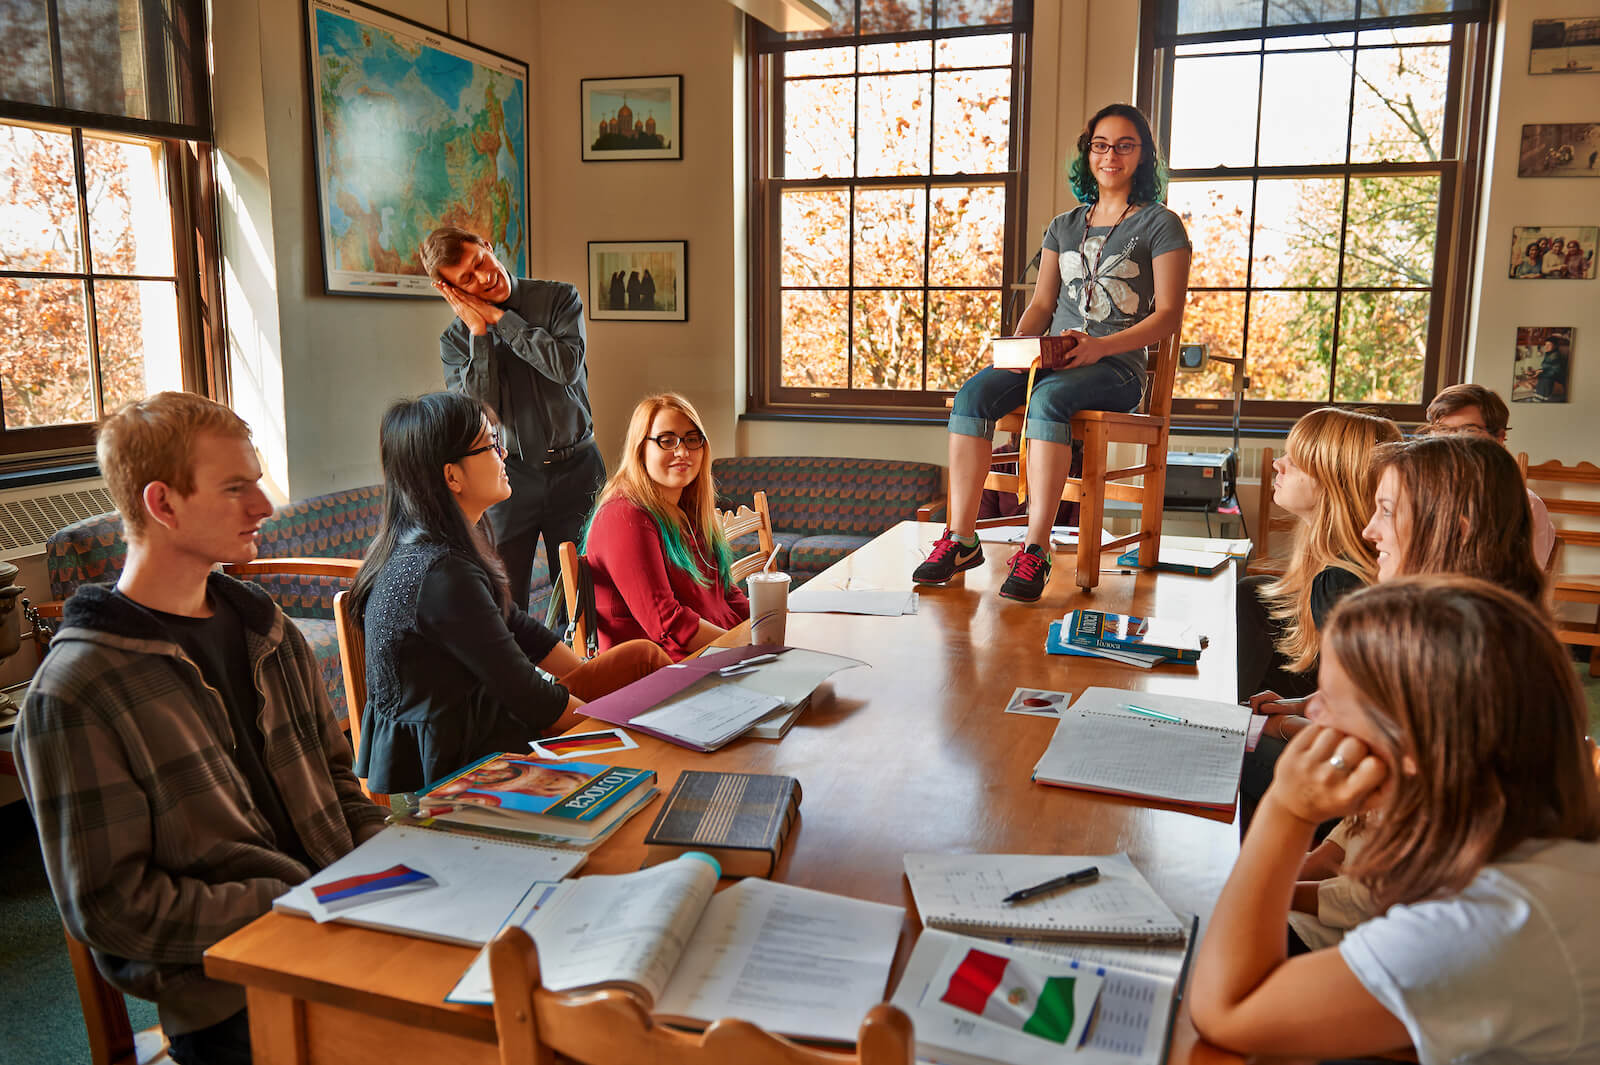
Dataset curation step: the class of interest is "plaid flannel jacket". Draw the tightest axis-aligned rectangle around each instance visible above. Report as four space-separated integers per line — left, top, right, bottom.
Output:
15 573 388 1034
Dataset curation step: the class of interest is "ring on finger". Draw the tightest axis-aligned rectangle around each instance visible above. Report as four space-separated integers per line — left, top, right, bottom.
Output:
1328 752 1350 772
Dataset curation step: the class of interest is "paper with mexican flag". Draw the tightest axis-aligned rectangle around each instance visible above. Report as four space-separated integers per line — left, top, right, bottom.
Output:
928 944 1102 1047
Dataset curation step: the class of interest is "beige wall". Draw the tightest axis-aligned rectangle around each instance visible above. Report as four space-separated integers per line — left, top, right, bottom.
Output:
1465 0 1600 463
211 0 544 500
210 0 1596 502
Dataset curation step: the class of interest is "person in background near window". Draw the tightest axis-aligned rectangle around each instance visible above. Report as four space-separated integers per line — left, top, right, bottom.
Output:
915 102 1191 602
422 226 605 616
584 393 750 661
350 392 668 797
16 393 388 1065
1191 577 1599 1063
1423 382 1555 566
1236 407 1401 705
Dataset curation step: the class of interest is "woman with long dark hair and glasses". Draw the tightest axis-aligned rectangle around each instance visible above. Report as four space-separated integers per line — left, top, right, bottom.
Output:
350 392 668 796
914 102 1192 602
583 393 749 661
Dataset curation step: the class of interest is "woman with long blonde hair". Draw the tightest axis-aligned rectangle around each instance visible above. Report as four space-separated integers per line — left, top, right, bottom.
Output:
583 393 749 660
1238 407 1401 703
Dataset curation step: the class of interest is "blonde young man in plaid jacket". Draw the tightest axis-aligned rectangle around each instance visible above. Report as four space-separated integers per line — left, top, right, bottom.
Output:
16 393 387 1065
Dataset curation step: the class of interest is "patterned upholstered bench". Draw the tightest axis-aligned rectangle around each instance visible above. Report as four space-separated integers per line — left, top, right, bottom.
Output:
42 486 558 725
713 457 945 584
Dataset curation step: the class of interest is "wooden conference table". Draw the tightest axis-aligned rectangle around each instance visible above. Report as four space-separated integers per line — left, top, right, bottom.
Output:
207 521 1247 1065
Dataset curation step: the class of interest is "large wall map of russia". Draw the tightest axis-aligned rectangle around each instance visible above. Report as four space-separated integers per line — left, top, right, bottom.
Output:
313 6 527 290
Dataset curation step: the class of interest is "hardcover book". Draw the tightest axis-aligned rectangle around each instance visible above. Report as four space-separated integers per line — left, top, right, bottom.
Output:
1114 546 1231 575
642 770 802 878
418 753 656 841
1065 609 1205 663
990 334 1077 370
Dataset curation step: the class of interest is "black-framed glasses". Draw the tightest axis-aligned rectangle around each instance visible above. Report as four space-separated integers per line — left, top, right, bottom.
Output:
458 430 507 461
647 431 706 452
1088 140 1141 156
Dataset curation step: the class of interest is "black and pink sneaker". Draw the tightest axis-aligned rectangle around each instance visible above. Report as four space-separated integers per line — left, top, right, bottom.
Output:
913 530 985 585
998 544 1052 602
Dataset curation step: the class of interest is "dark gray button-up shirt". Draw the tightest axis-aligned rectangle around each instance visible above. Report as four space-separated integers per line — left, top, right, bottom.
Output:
440 276 593 461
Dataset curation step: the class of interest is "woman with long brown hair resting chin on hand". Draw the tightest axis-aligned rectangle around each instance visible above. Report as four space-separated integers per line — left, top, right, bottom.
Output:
1192 577 1600 1062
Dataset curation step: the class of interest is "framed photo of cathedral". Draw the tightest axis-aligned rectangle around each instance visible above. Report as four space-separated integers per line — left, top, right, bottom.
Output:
581 75 682 161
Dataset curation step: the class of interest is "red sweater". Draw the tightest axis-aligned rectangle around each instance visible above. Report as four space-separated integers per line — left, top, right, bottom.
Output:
586 497 750 661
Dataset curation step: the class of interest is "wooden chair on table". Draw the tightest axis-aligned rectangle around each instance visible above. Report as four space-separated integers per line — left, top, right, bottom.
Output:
488 926 914 1065
718 489 776 584
332 590 387 806
1518 456 1600 675
977 332 1181 591
64 928 172 1065
1247 447 1298 577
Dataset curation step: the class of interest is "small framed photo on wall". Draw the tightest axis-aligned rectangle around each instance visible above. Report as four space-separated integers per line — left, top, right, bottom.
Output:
1508 226 1597 279
588 241 688 321
1529 18 1599 75
1517 123 1600 177
581 75 682 161
1512 327 1574 404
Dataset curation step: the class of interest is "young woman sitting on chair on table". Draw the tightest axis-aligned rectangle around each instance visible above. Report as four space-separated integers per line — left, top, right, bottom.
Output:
583 393 750 661
1192 577 1600 1062
913 101 1192 602
349 392 669 796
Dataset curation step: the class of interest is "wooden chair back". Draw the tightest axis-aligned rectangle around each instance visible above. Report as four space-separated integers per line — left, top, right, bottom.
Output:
332 590 386 806
64 926 171 1065
719 490 776 585
558 541 595 657
981 331 1182 590
487 926 914 1065
1248 447 1299 576
1518 456 1600 674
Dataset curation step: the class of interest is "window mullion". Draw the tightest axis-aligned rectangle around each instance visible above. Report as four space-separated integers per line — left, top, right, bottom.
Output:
71 128 106 421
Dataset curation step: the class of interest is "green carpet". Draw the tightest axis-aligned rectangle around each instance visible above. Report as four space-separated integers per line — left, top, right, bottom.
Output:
0 799 158 1063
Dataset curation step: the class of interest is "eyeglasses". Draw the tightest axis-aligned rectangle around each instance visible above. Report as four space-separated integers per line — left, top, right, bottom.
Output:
1088 140 1141 156
458 431 507 461
647 431 706 452
1423 421 1497 438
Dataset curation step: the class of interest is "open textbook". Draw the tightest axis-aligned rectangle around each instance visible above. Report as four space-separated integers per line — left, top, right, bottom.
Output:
447 854 904 1043
892 929 1187 1065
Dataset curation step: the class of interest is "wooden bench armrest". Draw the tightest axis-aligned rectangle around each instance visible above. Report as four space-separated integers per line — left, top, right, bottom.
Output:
916 496 948 522
223 558 363 580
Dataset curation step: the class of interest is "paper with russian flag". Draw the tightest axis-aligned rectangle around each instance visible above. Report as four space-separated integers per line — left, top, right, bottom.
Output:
308 863 439 918
930 945 1101 1048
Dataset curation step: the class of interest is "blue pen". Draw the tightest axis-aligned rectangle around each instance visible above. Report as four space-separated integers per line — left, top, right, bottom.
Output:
1124 703 1184 724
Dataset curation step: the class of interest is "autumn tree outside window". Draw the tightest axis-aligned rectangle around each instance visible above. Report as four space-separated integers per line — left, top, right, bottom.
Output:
0 0 218 458
749 0 1032 418
1141 0 1492 427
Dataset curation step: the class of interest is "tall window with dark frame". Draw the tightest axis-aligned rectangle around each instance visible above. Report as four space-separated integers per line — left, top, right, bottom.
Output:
1142 0 1490 424
750 0 1031 416
0 0 218 457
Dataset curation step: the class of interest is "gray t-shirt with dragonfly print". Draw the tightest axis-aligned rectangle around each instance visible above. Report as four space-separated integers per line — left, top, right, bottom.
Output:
1040 201 1191 371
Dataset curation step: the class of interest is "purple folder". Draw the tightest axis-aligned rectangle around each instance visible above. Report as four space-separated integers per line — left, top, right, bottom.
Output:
576 644 790 751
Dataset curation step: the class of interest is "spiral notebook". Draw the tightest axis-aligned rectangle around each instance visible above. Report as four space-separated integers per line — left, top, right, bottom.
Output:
903 852 1185 943
1031 686 1250 810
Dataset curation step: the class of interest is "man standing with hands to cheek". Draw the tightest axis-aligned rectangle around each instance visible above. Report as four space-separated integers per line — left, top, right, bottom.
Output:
421 226 605 612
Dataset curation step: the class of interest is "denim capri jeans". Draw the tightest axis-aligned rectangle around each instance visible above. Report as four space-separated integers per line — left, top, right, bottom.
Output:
948 358 1146 444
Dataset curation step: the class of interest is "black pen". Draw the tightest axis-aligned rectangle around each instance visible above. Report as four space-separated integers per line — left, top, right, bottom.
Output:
1001 865 1100 904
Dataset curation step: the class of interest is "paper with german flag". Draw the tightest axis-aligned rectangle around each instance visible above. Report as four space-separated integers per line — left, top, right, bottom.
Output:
931 945 1102 1047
